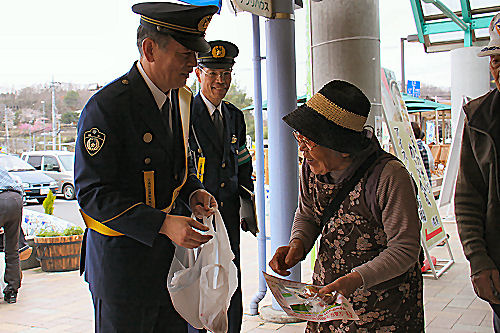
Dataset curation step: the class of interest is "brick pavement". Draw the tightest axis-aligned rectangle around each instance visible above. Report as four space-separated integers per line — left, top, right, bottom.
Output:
0 219 495 332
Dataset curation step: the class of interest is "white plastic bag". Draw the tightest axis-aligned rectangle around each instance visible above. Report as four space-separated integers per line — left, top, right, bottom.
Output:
167 210 238 333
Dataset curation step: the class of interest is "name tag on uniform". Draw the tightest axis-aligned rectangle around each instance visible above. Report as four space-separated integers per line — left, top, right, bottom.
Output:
197 157 206 183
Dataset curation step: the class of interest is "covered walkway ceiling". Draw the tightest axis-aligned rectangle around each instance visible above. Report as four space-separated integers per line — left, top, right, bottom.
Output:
409 0 499 52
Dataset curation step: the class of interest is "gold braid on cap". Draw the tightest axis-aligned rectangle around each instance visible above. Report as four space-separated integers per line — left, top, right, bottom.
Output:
141 16 202 35
306 93 367 132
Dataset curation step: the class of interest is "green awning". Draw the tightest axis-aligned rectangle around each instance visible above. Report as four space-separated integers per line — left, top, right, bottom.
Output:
402 93 450 113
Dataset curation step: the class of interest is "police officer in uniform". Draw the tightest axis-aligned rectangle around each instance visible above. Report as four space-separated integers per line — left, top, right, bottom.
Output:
188 40 254 333
74 3 218 332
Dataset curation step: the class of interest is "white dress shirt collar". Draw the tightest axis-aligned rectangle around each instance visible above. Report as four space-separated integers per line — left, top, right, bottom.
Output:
200 91 222 118
136 61 170 110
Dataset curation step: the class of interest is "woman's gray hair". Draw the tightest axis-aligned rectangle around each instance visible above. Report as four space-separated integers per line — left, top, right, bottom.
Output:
136 25 172 57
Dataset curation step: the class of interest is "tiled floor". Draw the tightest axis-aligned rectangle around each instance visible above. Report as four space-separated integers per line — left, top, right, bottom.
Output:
0 218 495 332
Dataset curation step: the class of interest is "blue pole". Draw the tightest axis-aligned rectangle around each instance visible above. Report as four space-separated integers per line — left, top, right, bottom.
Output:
249 13 267 316
265 0 300 311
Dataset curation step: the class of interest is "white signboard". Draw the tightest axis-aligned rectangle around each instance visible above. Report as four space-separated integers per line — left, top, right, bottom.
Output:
380 68 447 250
228 0 273 18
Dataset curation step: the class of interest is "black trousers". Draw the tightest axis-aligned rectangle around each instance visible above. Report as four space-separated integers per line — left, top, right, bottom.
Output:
0 191 22 291
0 222 28 252
92 294 188 333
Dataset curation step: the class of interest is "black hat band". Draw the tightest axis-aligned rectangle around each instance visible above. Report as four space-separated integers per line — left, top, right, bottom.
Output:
305 93 366 132
141 15 206 35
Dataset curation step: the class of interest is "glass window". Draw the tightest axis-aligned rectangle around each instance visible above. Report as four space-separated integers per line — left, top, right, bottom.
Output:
43 156 60 172
58 154 74 171
0 155 36 172
27 156 42 170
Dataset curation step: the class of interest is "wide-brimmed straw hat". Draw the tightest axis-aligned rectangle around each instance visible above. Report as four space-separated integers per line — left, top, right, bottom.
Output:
478 12 500 57
282 80 370 153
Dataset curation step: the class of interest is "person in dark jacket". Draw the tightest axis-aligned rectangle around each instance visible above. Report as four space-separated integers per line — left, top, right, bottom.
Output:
0 166 23 304
74 3 218 332
186 40 253 333
455 12 500 332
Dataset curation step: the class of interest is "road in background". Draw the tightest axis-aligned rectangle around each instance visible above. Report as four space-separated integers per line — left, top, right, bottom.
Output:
24 199 83 228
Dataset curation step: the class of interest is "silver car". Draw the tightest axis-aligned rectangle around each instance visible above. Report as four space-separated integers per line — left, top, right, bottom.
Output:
0 153 58 204
21 151 75 200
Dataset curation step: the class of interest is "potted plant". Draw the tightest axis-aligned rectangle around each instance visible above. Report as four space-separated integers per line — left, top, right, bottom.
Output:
34 226 84 272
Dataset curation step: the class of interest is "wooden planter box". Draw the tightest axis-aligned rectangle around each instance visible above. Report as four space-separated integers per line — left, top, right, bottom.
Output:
34 234 83 272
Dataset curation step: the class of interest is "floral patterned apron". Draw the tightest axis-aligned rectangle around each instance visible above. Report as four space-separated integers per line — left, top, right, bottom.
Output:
305 172 424 333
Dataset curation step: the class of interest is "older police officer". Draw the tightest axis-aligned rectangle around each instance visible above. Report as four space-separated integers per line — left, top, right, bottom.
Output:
186 41 253 333
74 3 218 332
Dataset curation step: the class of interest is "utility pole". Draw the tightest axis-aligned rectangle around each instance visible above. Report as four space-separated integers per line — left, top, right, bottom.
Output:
58 121 61 150
50 79 61 150
41 101 45 149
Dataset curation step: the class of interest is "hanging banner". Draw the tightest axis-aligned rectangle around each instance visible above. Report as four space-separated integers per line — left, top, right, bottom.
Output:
380 68 447 250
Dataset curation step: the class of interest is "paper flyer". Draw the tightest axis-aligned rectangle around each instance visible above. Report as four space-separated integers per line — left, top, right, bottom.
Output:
263 272 358 322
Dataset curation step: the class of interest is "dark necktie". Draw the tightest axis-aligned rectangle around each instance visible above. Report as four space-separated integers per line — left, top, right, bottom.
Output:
213 109 224 142
162 97 172 136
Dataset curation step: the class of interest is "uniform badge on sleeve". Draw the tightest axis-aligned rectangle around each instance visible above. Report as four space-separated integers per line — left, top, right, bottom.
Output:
84 128 106 156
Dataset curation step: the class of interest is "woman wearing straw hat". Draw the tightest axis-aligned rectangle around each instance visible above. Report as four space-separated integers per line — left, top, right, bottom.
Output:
269 80 424 331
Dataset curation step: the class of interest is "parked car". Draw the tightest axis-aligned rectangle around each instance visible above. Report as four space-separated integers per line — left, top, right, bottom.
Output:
21 151 76 200
0 153 58 204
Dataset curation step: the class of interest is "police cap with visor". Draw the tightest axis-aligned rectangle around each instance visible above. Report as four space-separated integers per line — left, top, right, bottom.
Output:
132 2 219 53
198 40 239 69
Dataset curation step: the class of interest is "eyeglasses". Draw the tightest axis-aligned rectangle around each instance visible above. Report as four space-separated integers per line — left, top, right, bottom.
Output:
293 131 317 150
199 67 232 80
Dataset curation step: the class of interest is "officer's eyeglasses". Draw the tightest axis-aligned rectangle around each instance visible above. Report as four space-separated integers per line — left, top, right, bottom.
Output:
293 131 317 151
199 67 232 80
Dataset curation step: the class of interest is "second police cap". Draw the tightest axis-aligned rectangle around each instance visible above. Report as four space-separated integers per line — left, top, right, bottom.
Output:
132 2 219 53
197 40 239 69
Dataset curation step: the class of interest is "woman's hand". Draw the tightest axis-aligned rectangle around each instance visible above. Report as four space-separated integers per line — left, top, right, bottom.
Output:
318 271 364 298
269 239 305 276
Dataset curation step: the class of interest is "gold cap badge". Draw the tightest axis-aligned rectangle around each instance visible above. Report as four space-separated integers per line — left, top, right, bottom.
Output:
198 15 212 33
84 128 106 156
212 45 225 58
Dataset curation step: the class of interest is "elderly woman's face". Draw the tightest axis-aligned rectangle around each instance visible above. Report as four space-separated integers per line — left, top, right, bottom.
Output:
298 137 352 175
491 55 500 92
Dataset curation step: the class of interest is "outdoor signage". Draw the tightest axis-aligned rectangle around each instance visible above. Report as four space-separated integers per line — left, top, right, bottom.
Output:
229 0 273 18
381 68 447 250
407 80 421 98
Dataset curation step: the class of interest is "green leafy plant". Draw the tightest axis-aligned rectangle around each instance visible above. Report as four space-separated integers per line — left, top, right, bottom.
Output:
36 226 84 237
42 190 56 215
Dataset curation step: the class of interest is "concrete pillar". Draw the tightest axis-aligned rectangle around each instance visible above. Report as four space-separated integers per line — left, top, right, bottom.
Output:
310 0 381 126
450 47 490 135
265 0 300 310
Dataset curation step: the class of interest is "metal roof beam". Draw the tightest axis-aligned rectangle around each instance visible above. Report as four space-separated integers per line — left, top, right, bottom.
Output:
424 6 500 21
422 0 469 31
460 0 472 23
409 0 426 43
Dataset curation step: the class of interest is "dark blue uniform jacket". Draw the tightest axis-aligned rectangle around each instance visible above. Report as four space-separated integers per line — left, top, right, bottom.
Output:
189 93 253 251
74 62 203 305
